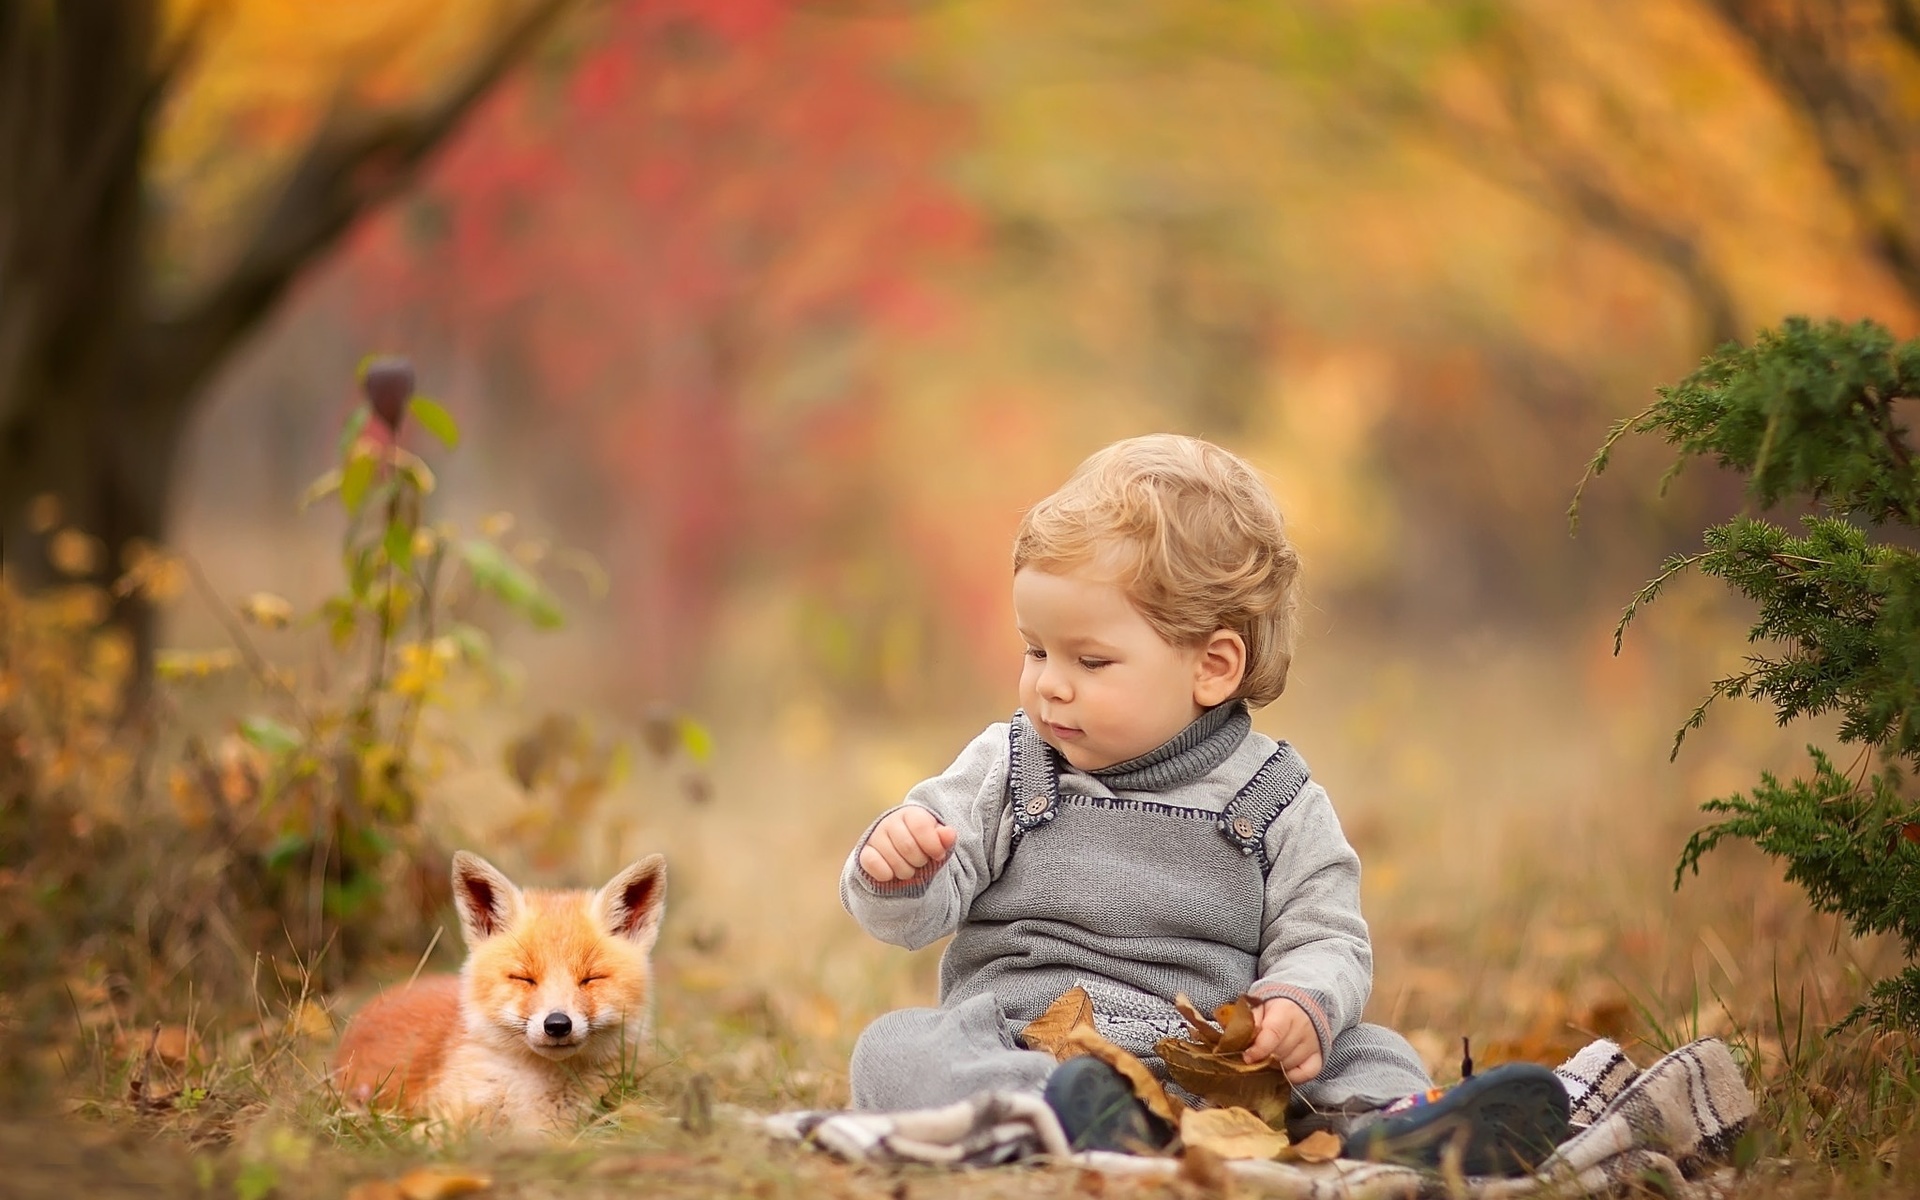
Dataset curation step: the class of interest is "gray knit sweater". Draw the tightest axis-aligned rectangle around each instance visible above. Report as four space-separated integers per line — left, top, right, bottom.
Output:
840 704 1372 1060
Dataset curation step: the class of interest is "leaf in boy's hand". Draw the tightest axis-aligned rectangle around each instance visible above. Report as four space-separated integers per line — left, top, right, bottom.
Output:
1179 1106 1289 1160
1276 1129 1342 1163
1157 1036 1292 1124
1174 994 1221 1047
1061 1026 1181 1126
1022 987 1096 1059
1213 998 1257 1055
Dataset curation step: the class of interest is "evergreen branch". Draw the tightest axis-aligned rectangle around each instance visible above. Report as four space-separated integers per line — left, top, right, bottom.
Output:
1670 669 1757 761
1568 404 1656 534
1614 551 1707 654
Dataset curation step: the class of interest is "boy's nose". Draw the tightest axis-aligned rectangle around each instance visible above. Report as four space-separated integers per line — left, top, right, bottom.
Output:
543 1011 573 1038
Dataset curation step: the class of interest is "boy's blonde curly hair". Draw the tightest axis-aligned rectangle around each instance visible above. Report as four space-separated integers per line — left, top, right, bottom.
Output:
1013 434 1301 706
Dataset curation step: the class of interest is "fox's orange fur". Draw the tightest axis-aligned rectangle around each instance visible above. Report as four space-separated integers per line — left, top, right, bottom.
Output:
333 851 666 1131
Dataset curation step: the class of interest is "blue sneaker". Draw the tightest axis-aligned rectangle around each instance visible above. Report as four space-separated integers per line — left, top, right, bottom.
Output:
1042 1056 1174 1154
1342 1062 1570 1176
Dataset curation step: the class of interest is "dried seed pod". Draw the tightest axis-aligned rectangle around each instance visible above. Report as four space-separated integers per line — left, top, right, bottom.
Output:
362 356 416 430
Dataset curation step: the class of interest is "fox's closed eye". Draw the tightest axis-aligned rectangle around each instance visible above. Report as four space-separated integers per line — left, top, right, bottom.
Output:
508 973 536 986
579 974 606 986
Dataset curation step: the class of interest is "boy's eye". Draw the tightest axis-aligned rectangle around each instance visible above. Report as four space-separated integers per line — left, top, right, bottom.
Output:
1023 647 1046 660
1078 658 1111 671
508 973 537 986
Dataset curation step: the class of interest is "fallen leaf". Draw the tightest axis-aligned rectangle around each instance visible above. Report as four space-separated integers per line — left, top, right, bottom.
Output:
1061 1026 1181 1126
1157 1036 1292 1124
1180 1106 1289 1160
288 1000 333 1041
586 1154 705 1177
1176 1143 1233 1196
1174 994 1221 1047
1277 1129 1342 1163
395 1167 492 1199
1213 998 1257 1056
1023 987 1097 1059
346 1184 405 1200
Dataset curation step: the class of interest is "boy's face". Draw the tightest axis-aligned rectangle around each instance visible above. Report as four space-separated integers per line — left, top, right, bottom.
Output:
1014 565 1226 772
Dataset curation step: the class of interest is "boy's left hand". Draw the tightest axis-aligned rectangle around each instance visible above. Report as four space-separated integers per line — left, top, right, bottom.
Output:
1244 998 1323 1084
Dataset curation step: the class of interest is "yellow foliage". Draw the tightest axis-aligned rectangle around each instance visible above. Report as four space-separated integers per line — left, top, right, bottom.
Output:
152 0 550 296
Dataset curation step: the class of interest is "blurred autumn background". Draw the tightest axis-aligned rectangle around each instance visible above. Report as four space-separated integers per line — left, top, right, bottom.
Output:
6 0 1920 1193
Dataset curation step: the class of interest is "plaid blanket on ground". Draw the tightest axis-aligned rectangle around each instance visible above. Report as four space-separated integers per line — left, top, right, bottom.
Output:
764 1037 1753 1198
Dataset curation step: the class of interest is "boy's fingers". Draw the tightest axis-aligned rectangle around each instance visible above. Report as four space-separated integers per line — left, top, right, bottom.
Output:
913 824 952 861
883 822 931 868
858 844 897 882
1242 1025 1282 1064
1284 1050 1324 1084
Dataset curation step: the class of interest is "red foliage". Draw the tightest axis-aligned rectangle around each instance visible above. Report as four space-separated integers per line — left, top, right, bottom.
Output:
345 0 977 697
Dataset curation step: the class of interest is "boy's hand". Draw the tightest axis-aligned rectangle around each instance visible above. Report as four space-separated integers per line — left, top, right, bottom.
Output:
858 806 958 883
1245 998 1323 1083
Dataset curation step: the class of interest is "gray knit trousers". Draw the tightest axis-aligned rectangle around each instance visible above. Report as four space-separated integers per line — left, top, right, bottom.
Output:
850 992 1431 1114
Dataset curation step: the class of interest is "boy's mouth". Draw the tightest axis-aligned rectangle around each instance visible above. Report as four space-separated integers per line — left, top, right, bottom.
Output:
1045 721 1083 741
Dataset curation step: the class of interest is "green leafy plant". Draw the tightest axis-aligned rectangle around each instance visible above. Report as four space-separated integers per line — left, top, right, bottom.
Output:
162 355 586 969
1578 316 1920 1030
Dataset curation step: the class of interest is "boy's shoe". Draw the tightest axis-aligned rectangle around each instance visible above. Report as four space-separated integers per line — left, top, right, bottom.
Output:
1042 1056 1174 1154
1342 1062 1571 1177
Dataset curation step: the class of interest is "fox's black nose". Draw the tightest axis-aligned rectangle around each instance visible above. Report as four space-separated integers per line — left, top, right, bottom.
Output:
543 1012 573 1039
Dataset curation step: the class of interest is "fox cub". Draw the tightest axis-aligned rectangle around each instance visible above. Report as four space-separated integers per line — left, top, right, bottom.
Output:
334 850 667 1130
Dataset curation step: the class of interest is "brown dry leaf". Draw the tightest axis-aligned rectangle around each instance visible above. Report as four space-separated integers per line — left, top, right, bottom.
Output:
1176 1143 1233 1197
1022 987 1097 1059
289 1000 334 1042
1214 998 1257 1056
1061 1026 1180 1126
395 1167 493 1199
1174 994 1221 1047
1180 1106 1289 1160
1157 1037 1292 1124
150 1024 193 1066
346 1184 405 1200
1276 1129 1343 1163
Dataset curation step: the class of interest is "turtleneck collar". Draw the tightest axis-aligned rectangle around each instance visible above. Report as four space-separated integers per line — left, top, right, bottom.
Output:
1083 700 1251 791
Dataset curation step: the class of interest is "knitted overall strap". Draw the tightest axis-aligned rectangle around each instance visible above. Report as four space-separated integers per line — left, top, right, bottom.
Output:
1005 711 1310 871
1006 710 1064 844
1216 742 1312 871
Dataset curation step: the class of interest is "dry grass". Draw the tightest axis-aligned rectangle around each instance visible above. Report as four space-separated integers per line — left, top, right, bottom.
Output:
12 601 1920 1197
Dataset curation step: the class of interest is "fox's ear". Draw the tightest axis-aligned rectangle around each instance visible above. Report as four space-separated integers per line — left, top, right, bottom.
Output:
594 854 666 949
451 851 523 946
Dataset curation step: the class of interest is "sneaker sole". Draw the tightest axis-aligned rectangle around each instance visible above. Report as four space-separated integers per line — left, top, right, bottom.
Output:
1346 1065 1570 1176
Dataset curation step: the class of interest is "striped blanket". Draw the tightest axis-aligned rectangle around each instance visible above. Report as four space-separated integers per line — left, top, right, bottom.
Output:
764 1037 1753 1198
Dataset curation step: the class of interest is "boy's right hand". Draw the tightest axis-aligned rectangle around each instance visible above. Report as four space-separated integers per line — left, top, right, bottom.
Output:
859 806 958 882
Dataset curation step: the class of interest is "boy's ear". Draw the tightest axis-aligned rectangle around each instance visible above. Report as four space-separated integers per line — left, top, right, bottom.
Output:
595 854 668 949
1192 629 1247 707
451 851 524 946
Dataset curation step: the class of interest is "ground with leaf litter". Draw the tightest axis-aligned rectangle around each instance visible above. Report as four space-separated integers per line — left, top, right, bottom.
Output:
17 637 1920 1198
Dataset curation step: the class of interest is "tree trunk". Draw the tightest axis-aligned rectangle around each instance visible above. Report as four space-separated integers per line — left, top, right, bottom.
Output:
0 0 176 702
1 0 575 702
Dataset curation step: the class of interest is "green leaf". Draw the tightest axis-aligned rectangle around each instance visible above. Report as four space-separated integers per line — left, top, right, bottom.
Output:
238 715 302 756
299 467 343 510
336 405 370 461
263 831 310 874
340 452 377 517
384 519 414 571
677 715 714 764
461 539 564 629
409 396 460 448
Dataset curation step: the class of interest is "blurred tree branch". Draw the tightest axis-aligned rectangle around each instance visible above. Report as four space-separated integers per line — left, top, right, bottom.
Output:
0 0 576 699
1705 0 1920 311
